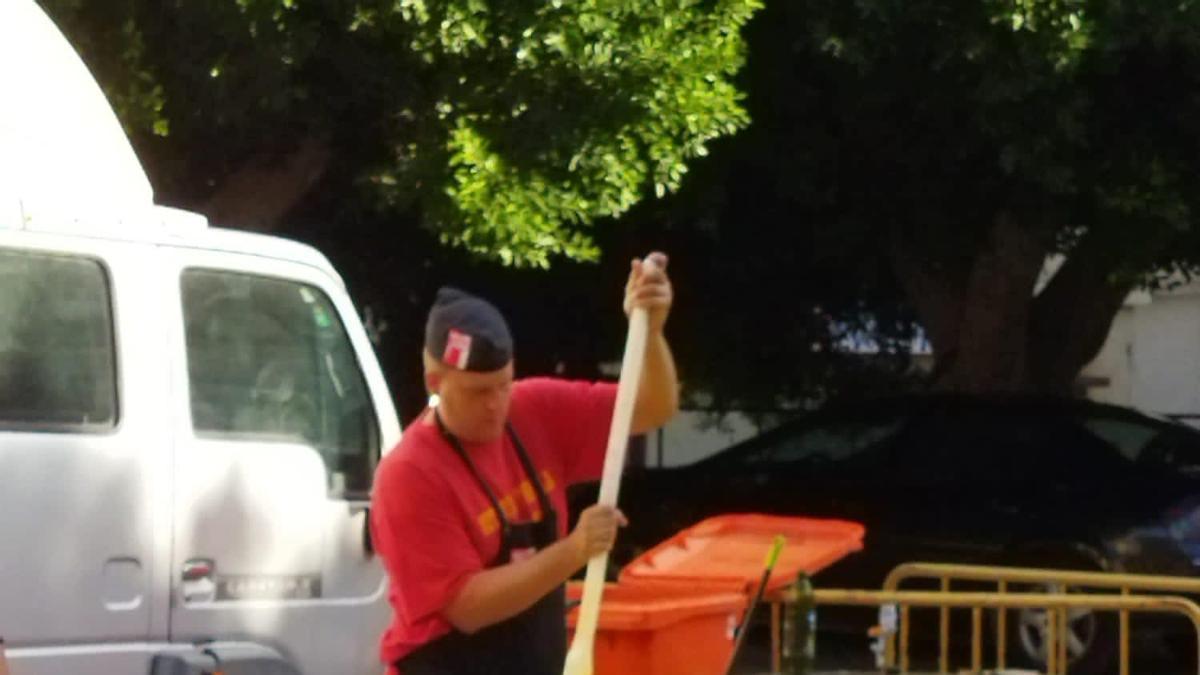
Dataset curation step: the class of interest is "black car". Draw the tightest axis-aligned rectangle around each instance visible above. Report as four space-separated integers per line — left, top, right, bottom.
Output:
578 394 1200 673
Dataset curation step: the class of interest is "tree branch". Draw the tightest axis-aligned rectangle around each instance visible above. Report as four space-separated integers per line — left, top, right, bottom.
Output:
201 137 331 231
1028 232 1148 394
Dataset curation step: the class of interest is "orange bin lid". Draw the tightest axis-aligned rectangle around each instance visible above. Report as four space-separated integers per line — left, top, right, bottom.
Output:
618 514 865 593
565 581 747 631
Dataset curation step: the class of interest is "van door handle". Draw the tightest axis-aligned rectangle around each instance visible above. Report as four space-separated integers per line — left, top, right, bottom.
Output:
181 558 217 604
362 507 375 557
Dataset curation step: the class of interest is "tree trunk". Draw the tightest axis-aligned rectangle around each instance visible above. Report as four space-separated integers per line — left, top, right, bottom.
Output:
892 216 1046 393
892 219 1142 396
1027 236 1146 396
939 216 1045 392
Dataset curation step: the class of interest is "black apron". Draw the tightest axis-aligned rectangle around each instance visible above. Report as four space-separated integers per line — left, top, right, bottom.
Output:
397 412 567 675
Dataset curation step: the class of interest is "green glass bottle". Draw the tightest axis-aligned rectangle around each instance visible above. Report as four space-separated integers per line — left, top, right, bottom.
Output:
781 574 816 674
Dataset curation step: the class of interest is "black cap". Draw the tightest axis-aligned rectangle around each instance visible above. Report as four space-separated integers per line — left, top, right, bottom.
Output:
424 287 513 372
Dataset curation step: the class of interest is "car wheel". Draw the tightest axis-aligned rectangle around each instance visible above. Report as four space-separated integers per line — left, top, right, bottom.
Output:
1002 549 1117 675
1011 581 1111 673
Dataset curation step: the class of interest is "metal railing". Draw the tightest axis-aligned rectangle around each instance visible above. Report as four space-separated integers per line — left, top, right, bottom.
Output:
812 589 1200 674
882 562 1200 674
762 564 1200 673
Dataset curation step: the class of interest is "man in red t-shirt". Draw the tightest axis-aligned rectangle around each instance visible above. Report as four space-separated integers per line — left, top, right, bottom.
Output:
371 253 678 675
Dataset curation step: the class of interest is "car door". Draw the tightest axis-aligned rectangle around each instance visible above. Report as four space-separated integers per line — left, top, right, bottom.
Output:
881 402 1113 569
0 236 169 674
1071 410 1200 536
164 247 399 675
879 404 1027 568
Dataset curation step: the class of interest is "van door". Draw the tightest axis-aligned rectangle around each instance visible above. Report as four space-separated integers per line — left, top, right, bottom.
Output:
0 236 169 673
163 247 398 675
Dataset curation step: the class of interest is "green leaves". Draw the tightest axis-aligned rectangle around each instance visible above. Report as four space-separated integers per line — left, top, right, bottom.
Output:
40 0 760 268
398 0 762 266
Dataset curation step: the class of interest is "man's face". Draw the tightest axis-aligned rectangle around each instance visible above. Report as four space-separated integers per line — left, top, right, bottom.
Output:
435 361 514 443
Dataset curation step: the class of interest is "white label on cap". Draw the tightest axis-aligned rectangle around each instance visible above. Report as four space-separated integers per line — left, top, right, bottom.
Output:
444 329 473 370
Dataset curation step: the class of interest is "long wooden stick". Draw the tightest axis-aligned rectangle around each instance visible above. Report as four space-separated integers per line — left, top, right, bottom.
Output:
562 263 654 675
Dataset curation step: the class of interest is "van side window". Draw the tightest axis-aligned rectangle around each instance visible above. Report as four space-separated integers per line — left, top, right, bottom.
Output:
0 249 117 431
182 269 379 497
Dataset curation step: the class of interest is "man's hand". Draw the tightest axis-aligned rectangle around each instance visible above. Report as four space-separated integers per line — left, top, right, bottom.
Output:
445 507 624 633
569 504 628 566
624 252 673 333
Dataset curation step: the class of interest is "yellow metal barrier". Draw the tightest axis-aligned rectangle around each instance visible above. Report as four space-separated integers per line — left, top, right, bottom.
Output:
804 589 1200 674
882 562 1200 674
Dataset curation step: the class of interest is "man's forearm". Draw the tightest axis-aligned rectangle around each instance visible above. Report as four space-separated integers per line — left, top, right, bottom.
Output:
632 330 680 435
443 536 583 634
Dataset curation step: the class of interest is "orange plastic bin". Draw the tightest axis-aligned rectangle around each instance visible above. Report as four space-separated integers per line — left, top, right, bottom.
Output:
565 581 748 675
619 514 866 593
564 515 866 675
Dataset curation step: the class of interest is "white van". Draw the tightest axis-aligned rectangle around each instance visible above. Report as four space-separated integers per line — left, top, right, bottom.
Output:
1 2 400 673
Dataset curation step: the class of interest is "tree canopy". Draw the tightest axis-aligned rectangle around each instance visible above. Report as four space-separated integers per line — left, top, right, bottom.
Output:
665 0 1200 396
40 0 1200 412
40 0 761 266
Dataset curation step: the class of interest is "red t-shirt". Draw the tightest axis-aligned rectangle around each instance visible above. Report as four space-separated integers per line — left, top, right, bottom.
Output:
370 377 617 668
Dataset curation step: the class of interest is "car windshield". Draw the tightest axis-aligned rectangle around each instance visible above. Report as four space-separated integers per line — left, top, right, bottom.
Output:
730 411 908 470
1075 412 1200 478
717 401 1200 481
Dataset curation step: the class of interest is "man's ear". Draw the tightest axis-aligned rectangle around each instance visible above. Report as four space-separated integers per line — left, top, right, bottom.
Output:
425 370 443 397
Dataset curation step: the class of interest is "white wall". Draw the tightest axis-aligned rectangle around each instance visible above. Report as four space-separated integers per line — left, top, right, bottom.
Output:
1082 283 1200 419
1081 305 1136 408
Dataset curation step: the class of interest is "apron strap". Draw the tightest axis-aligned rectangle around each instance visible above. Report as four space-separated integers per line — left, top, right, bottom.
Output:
433 410 558 535
506 421 556 517
434 409 513 537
